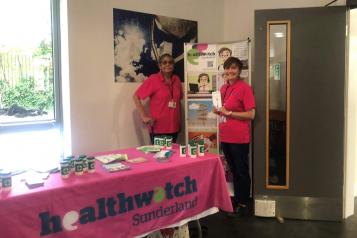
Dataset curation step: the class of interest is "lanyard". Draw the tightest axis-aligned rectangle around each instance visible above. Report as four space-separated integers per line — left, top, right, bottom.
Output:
164 77 174 100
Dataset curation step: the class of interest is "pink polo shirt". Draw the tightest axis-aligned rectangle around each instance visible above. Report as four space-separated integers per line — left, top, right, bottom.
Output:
135 72 183 134
219 79 255 143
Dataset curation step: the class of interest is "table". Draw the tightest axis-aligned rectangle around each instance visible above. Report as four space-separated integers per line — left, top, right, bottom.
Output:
0 144 233 238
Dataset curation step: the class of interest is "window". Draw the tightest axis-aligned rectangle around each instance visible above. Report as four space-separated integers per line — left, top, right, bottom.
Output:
0 0 62 172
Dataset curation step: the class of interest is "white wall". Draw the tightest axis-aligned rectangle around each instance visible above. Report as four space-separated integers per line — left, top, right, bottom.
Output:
65 0 224 155
223 0 346 41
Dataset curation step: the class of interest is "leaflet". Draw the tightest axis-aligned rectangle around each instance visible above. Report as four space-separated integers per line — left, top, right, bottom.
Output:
95 154 128 164
212 91 222 109
102 162 131 172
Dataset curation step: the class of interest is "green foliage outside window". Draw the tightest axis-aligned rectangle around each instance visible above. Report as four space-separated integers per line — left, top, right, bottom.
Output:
0 39 54 112
1 77 53 111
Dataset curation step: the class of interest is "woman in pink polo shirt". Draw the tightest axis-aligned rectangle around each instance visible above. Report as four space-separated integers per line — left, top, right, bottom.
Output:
133 54 183 144
214 57 255 217
134 53 188 238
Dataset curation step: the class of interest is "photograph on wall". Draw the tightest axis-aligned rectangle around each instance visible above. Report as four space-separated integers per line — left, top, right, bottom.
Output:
113 8 197 82
216 41 250 88
185 43 217 72
188 130 218 154
187 99 217 129
187 71 217 97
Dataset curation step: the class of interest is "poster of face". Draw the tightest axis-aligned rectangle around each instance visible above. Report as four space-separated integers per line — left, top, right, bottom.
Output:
187 99 217 129
187 71 217 96
217 45 233 73
188 131 218 154
186 43 217 72
216 41 250 88
113 8 197 82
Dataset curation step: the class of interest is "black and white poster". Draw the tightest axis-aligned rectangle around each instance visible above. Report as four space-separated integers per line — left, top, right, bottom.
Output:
113 8 197 82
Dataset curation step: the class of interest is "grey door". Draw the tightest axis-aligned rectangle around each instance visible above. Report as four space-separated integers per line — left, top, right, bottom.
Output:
253 6 347 221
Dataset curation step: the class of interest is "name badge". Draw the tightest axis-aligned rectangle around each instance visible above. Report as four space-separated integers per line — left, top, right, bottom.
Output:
168 101 176 108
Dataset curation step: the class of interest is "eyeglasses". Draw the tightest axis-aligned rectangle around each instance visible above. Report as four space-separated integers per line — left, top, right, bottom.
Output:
161 60 174 65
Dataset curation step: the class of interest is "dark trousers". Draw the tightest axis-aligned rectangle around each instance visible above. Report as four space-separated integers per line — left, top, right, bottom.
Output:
221 142 251 206
150 132 178 144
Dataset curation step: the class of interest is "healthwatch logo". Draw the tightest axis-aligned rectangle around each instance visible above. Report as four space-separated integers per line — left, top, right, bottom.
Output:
186 44 215 65
38 176 197 236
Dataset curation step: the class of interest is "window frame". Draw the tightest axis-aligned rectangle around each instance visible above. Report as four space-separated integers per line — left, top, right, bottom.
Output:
0 0 63 134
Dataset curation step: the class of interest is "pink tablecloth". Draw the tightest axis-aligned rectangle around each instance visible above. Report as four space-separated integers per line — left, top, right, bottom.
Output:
0 145 232 238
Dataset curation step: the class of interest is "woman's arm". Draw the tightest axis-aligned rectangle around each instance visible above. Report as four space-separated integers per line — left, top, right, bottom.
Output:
220 106 255 120
133 94 153 124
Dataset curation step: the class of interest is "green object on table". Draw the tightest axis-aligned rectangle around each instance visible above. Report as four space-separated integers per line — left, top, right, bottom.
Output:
137 145 163 154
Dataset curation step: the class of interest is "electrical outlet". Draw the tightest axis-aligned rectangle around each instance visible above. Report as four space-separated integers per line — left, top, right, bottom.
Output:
255 199 276 217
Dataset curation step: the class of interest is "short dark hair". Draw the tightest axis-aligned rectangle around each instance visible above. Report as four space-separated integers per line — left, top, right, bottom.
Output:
223 57 243 71
158 53 174 64
198 73 210 83
218 47 232 56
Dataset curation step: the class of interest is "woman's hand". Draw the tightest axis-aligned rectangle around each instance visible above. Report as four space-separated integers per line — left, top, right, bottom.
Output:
133 94 155 126
219 108 255 120
141 115 154 125
220 106 232 117
212 106 220 115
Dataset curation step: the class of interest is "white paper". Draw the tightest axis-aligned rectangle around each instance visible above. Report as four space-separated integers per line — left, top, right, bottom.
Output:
212 91 222 109
95 154 128 164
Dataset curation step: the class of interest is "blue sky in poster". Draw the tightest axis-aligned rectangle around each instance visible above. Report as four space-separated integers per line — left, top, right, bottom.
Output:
188 100 215 119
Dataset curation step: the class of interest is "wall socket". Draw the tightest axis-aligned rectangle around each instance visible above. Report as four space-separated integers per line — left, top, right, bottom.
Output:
255 199 276 217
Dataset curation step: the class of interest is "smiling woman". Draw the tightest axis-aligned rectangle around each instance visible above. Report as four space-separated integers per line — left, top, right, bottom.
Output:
0 0 62 172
